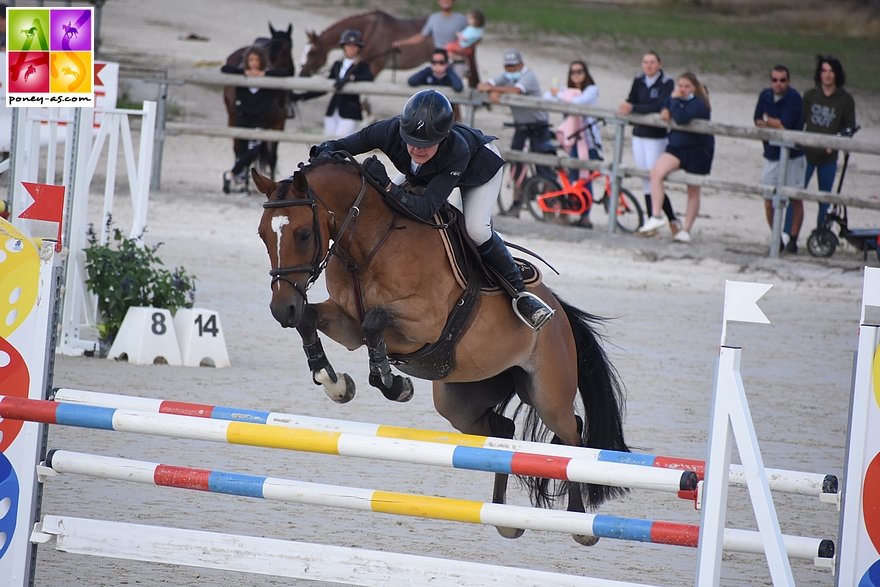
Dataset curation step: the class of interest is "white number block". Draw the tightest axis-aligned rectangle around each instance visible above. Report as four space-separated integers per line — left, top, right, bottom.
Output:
106 307 182 366
172 308 230 368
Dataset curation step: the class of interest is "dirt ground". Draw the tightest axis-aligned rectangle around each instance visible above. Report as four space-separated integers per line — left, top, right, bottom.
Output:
28 0 880 585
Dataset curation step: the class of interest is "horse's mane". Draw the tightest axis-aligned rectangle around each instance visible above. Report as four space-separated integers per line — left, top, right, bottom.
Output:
317 11 393 39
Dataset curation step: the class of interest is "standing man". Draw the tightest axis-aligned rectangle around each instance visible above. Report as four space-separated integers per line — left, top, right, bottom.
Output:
393 0 467 50
754 65 806 253
618 52 679 237
476 49 553 203
802 55 856 230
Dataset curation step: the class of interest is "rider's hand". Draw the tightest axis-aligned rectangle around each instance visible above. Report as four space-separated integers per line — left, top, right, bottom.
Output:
362 155 390 187
333 78 348 91
309 142 336 160
618 102 633 116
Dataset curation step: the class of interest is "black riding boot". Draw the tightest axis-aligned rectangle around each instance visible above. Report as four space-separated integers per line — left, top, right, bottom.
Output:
478 233 554 331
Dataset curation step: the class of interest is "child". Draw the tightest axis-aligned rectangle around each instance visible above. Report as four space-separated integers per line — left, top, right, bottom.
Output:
445 10 484 62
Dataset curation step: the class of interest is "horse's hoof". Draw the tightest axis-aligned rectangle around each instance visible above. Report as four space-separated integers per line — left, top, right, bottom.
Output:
317 369 355 403
572 534 600 546
496 526 525 539
379 375 413 402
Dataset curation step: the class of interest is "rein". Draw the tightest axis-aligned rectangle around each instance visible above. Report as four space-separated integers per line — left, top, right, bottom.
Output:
262 172 368 300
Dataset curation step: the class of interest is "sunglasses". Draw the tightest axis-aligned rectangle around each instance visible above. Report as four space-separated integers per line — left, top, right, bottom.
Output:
771 77 788 82
431 60 447 65
569 69 585 74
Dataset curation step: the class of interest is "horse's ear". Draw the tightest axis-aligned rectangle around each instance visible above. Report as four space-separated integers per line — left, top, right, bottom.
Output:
252 168 275 197
307 30 318 43
286 24 292 37
291 171 308 195
269 22 277 36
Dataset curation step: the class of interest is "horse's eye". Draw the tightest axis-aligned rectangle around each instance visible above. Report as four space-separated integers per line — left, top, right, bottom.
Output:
298 229 312 243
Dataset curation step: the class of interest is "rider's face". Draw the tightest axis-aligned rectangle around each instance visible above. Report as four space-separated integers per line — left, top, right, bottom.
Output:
342 44 361 59
407 143 439 164
641 54 660 77
247 53 262 70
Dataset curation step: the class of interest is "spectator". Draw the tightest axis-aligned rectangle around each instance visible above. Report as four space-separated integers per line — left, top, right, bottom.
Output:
754 65 806 253
220 46 290 194
618 52 680 237
802 55 856 229
637 72 714 243
476 49 554 207
445 9 484 62
393 0 467 50
310 90 555 331
298 29 375 137
407 48 463 92
543 60 601 229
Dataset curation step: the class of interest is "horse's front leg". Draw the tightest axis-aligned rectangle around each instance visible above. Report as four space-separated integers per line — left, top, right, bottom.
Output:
297 302 356 404
362 306 413 402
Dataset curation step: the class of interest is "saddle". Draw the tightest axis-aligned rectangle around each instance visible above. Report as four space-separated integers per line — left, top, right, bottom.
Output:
387 203 541 380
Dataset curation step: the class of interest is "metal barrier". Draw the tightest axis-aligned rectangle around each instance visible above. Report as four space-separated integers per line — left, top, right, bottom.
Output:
148 70 880 257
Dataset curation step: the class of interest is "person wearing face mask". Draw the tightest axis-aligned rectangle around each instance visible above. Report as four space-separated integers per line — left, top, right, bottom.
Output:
309 89 555 331
637 72 714 243
476 49 554 205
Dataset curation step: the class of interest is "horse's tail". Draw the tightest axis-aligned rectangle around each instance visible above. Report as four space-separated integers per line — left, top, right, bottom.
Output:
563 296 629 508
516 293 629 510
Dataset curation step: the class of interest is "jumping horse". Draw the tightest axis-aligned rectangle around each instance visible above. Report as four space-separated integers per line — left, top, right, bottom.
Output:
300 11 433 80
223 23 294 182
255 160 628 543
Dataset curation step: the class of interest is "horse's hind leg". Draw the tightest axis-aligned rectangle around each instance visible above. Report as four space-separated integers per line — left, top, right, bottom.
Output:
297 304 355 403
434 377 523 539
362 306 413 402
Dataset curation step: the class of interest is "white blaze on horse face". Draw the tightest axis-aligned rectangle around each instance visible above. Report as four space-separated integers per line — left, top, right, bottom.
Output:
271 215 289 289
300 44 313 67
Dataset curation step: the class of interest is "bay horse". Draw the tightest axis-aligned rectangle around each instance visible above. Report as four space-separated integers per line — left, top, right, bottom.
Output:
255 160 629 544
223 23 294 182
299 11 433 79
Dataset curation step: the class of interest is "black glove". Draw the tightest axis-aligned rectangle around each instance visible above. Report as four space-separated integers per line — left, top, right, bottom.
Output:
333 78 349 92
362 155 390 187
309 141 348 161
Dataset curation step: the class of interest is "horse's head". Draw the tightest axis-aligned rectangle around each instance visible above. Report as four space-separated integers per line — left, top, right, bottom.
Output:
299 30 326 77
255 168 325 328
267 23 294 75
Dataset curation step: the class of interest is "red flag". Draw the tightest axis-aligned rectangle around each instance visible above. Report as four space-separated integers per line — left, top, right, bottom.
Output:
19 182 66 251
94 62 107 87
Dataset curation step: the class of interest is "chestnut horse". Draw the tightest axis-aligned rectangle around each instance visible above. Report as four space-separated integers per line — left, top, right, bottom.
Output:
299 11 432 79
255 161 628 543
223 23 293 182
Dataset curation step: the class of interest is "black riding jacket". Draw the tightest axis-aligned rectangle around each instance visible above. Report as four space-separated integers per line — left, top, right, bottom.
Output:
625 71 674 139
220 65 289 127
324 117 504 220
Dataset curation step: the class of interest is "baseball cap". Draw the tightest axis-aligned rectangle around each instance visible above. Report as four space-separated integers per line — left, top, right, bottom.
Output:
503 49 522 66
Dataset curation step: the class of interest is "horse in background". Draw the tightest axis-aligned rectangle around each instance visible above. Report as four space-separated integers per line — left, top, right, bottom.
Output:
223 23 293 182
299 11 432 79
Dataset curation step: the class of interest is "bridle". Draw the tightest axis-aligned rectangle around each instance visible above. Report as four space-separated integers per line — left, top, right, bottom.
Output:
262 167 368 301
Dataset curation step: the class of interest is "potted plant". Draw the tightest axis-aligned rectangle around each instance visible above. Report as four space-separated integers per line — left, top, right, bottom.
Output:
83 218 197 356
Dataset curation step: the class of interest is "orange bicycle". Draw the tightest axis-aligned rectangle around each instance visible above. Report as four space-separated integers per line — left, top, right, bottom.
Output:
521 167 644 233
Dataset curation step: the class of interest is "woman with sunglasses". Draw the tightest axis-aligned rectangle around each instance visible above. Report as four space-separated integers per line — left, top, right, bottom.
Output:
407 48 464 92
542 60 601 228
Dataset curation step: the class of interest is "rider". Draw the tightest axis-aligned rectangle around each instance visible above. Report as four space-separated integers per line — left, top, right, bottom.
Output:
310 89 555 331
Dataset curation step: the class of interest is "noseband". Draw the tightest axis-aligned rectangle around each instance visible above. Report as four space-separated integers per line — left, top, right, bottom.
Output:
262 172 367 301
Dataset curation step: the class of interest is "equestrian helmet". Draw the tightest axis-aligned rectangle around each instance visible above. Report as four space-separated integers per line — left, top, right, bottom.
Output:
338 29 364 47
399 89 454 148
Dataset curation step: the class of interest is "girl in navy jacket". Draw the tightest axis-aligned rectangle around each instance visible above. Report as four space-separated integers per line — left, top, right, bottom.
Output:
638 72 714 243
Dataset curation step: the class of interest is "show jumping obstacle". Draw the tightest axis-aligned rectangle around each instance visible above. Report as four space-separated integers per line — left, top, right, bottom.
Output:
2 235 879 586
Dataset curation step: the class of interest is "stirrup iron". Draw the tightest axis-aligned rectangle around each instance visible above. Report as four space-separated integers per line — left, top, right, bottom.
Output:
512 291 555 332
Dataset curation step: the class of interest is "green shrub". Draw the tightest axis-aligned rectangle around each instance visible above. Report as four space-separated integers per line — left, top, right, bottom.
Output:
83 218 197 340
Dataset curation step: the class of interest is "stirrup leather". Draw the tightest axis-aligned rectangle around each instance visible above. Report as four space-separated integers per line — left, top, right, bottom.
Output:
512 291 555 332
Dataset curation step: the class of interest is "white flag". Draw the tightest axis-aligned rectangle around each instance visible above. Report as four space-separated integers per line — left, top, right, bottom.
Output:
723 280 771 324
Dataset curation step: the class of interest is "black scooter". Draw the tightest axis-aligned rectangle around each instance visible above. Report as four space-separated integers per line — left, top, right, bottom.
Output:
806 127 877 259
